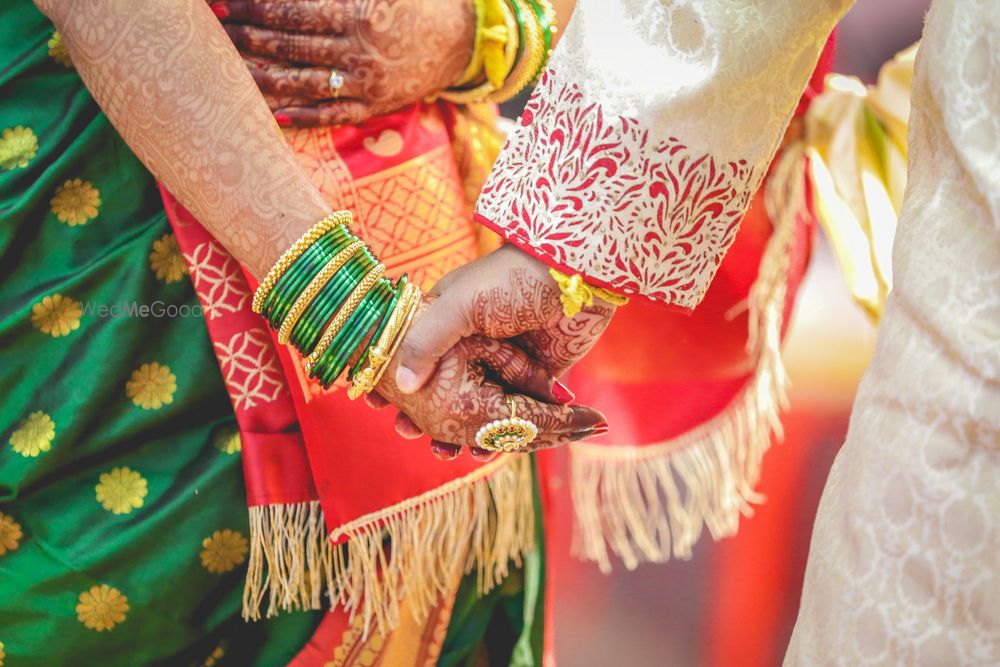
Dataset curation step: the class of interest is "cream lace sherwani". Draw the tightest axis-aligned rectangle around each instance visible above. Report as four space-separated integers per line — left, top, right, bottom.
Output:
476 0 1000 664
786 2 1000 664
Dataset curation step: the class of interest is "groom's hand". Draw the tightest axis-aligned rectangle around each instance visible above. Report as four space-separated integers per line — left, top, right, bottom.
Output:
395 244 617 394
370 245 615 458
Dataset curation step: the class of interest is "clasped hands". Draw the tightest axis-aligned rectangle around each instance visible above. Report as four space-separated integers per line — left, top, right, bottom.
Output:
211 0 612 459
372 245 615 460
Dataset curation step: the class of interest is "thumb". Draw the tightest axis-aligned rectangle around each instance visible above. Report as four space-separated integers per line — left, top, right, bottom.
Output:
394 295 472 394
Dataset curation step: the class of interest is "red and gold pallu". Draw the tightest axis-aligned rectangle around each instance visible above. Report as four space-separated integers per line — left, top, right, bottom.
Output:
160 101 530 660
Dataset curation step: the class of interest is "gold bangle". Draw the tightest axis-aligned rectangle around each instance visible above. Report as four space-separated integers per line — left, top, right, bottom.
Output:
276 240 364 344
251 210 353 314
485 0 545 103
347 281 420 399
368 282 422 389
304 263 386 372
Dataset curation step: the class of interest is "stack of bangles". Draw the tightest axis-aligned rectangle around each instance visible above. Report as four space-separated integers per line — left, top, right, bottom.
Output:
440 0 557 104
251 211 422 397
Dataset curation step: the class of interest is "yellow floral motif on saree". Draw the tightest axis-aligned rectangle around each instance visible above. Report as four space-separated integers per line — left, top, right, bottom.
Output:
213 428 241 454
126 362 176 410
0 125 37 170
47 31 72 68
31 293 82 337
0 513 23 555
149 233 188 283
76 585 128 632
51 178 100 226
8 411 55 458
0 639 5 666
95 467 147 515
199 529 248 574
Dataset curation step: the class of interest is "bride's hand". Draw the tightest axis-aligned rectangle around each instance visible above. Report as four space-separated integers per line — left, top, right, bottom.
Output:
372 333 607 461
210 0 474 126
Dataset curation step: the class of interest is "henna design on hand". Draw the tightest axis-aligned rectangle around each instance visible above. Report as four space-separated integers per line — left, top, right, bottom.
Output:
37 0 330 277
216 0 475 126
376 333 604 452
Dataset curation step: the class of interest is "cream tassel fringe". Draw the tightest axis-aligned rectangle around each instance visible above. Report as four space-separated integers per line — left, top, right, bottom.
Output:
242 455 535 638
569 144 807 574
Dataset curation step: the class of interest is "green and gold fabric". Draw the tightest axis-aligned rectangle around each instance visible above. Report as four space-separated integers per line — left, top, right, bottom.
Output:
0 3 321 663
0 2 544 665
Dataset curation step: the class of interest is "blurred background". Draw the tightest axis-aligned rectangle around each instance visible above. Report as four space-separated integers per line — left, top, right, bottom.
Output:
528 1 931 665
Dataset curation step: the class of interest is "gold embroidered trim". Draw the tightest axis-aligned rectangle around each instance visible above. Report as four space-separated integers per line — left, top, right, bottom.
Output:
242 455 535 638
567 144 803 572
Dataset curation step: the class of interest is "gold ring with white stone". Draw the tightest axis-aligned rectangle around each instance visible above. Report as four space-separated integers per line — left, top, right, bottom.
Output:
329 69 344 98
475 396 538 453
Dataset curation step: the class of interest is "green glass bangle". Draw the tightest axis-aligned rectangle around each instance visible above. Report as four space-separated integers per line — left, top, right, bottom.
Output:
289 250 376 354
323 281 393 382
523 0 552 85
526 0 553 55
313 281 393 385
321 294 392 387
264 229 352 325
306 249 377 326
348 275 407 382
267 232 354 329
314 281 393 386
261 226 351 316
508 0 527 64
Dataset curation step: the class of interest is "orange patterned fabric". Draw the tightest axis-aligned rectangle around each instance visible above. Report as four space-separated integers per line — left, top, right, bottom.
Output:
287 569 461 667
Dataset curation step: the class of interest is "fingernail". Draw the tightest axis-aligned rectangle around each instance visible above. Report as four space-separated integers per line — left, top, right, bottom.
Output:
594 421 608 430
395 366 420 394
209 3 230 19
552 380 575 404
469 447 498 463
431 443 461 461
273 112 292 127
592 426 609 436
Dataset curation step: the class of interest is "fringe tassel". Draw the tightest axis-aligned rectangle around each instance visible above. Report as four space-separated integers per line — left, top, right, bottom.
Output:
242 455 535 637
243 500 335 621
569 145 808 574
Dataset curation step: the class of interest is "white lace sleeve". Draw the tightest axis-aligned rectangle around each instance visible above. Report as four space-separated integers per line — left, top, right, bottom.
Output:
475 0 852 309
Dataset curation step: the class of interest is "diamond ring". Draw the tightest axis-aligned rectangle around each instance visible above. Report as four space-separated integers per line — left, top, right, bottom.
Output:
328 69 344 98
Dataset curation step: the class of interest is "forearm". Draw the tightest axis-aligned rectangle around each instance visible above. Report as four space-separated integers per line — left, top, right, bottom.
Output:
35 0 329 278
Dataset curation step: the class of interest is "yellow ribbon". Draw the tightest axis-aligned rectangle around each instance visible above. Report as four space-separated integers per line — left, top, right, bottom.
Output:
481 0 513 89
549 269 629 317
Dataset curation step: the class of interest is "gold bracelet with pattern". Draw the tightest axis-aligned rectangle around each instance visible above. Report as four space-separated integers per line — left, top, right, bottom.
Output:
304 263 386 371
484 0 545 103
346 281 422 399
251 210 353 314
549 268 629 317
276 240 365 344
368 281 422 389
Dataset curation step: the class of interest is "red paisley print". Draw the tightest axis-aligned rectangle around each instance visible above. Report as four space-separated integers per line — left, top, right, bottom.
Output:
476 69 756 309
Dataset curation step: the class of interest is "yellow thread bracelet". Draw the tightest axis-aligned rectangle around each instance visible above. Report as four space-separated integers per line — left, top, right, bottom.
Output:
549 269 629 317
